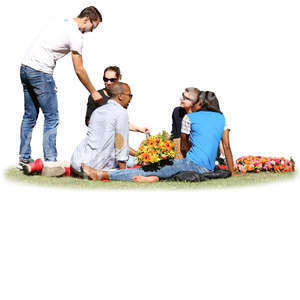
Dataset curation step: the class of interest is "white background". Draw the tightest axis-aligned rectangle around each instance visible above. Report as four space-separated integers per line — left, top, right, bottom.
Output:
0 0 300 299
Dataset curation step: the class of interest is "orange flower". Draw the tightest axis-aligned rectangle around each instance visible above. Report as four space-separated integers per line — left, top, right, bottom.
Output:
140 153 151 163
162 140 173 151
148 140 156 147
274 166 280 173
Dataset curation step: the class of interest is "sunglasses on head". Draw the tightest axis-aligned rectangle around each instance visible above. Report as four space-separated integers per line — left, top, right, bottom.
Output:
103 77 118 82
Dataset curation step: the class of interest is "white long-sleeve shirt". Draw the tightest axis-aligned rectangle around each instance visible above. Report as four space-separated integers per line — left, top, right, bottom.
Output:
71 100 129 172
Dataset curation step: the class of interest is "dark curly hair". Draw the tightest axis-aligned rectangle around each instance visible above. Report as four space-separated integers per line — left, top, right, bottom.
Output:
103 66 122 80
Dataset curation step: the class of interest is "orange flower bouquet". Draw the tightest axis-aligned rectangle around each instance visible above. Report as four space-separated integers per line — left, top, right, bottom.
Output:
135 131 175 170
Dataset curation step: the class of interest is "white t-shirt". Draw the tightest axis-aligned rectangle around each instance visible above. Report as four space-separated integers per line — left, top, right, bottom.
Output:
22 18 83 74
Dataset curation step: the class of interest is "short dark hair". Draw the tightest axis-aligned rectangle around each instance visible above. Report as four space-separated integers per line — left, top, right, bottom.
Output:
78 6 102 22
104 66 122 80
108 82 128 98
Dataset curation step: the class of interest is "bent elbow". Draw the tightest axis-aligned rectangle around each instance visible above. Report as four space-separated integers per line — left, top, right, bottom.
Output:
74 67 85 77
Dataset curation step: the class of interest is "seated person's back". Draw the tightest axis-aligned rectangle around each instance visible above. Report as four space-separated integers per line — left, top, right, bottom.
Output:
184 110 225 170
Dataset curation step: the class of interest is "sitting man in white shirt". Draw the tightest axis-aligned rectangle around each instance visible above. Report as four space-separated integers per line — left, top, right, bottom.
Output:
71 82 133 176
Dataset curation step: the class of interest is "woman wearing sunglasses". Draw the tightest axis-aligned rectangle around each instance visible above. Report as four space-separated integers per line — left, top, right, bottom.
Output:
85 66 149 133
171 89 197 159
85 66 122 126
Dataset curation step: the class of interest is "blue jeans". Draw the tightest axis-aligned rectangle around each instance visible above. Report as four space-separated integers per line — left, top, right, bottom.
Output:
108 158 210 181
126 155 137 168
19 65 59 161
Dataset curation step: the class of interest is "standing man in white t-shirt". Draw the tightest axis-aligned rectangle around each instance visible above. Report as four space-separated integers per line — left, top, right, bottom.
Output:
18 6 102 168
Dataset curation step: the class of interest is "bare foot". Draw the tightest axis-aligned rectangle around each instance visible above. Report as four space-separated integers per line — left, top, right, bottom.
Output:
81 163 101 180
81 163 110 181
132 176 159 183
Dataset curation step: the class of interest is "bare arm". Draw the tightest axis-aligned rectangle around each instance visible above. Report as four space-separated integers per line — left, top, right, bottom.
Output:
180 133 192 158
129 147 136 156
129 123 150 134
221 129 234 174
71 51 102 102
219 140 225 157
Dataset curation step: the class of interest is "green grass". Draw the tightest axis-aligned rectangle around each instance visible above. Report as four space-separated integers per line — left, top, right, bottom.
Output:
4 167 297 190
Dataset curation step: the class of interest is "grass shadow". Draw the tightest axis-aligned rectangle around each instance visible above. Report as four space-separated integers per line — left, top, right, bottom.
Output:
4 167 297 191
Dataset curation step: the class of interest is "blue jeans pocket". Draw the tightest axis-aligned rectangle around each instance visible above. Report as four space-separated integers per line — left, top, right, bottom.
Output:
24 68 56 96
34 76 56 96
46 77 57 94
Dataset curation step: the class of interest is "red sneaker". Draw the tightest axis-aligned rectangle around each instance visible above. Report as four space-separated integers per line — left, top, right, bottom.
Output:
23 158 44 175
64 167 71 177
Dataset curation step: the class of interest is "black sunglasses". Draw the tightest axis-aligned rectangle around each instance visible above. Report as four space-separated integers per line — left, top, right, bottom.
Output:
103 77 118 82
182 92 194 102
89 17 97 30
122 93 133 99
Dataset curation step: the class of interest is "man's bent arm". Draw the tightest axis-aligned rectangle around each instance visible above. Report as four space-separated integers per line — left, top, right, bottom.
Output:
221 129 234 173
71 51 102 102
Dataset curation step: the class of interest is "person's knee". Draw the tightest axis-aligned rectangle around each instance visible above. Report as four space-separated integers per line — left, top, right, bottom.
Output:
23 110 38 125
44 113 59 128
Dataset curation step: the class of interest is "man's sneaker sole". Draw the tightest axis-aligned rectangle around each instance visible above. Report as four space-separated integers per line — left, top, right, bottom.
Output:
17 164 24 170
41 166 65 177
17 158 34 170
22 164 32 175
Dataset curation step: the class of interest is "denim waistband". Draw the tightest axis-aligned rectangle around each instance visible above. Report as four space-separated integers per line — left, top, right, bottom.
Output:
21 64 52 75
